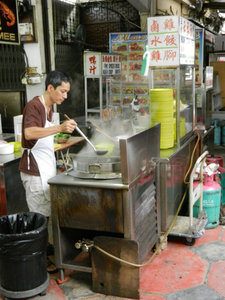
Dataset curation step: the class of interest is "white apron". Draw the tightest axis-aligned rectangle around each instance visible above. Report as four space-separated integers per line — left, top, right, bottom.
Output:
28 95 56 201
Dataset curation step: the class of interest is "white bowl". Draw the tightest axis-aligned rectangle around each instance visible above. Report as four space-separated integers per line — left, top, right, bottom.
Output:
0 143 14 155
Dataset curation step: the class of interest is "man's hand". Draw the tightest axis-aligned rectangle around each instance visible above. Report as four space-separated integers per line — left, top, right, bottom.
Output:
60 119 77 134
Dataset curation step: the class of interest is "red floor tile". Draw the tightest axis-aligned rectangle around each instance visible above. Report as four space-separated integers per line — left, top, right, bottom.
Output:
194 226 223 246
140 244 208 294
220 227 225 242
45 279 66 300
207 261 225 298
140 294 166 300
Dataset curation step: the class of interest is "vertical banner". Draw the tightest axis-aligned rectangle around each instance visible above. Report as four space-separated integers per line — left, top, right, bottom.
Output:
195 28 203 85
0 0 20 44
84 52 101 76
179 17 195 65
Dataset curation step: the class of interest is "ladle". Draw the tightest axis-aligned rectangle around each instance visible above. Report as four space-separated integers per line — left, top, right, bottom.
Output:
64 114 108 155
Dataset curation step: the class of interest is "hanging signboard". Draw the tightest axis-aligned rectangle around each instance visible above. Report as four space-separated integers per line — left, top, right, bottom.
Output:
147 16 195 67
205 66 213 90
84 52 101 76
84 51 121 76
0 0 20 45
102 54 121 76
179 17 195 65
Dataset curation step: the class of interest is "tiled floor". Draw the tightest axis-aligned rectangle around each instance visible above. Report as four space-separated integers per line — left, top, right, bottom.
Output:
1 224 225 299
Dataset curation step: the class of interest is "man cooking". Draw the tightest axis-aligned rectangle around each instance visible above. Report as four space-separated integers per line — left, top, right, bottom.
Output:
19 70 77 271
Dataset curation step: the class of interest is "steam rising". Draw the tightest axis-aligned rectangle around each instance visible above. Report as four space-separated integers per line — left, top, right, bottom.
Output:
76 117 133 156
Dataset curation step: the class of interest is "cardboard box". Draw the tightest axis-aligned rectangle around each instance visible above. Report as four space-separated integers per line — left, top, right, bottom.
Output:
210 62 225 102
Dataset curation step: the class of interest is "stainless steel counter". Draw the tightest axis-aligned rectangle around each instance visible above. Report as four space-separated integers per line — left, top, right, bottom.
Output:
48 172 128 190
156 129 213 233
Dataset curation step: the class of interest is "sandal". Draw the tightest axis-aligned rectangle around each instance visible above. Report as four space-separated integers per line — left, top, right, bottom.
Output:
47 257 58 274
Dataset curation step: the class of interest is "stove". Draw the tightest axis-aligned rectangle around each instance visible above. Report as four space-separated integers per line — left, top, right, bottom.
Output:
49 124 161 299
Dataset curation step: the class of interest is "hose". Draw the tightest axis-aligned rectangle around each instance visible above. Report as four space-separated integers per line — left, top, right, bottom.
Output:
94 131 201 268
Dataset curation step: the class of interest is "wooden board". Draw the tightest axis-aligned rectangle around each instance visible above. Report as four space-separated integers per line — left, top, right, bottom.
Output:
210 62 225 106
91 236 139 299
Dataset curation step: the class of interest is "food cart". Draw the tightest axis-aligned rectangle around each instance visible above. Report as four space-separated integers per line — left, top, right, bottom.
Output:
146 16 206 233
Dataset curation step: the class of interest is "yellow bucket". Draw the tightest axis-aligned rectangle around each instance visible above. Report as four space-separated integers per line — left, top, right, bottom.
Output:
150 88 173 100
150 89 174 119
151 101 173 113
174 117 186 140
151 118 174 128
151 110 173 120
151 118 174 149
160 135 174 149
180 117 186 138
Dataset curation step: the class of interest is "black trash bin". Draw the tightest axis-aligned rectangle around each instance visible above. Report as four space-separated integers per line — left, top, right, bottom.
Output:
0 212 49 299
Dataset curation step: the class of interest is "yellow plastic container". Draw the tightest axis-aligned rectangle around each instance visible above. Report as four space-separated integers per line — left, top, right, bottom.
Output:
180 117 186 138
151 101 173 113
173 117 186 140
150 88 174 120
9 141 21 152
150 89 175 150
150 88 173 100
160 135 174 149
151 118 174 128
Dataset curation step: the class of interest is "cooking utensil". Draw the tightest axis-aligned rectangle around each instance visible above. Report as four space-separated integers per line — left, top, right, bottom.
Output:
64 114 108 155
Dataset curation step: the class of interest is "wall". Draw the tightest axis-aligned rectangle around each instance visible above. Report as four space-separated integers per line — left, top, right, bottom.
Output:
23 0 46 101
23 0 190 105
137 0 190 32
156 0 189 16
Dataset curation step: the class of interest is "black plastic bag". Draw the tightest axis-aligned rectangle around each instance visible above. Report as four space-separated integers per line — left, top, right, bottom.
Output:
0 212 48 292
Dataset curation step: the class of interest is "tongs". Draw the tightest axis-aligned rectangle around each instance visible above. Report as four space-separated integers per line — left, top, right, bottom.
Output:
64 114 108 155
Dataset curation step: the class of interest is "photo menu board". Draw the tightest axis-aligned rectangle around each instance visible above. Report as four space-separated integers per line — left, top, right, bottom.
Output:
109 32 149 107
0 0 20 45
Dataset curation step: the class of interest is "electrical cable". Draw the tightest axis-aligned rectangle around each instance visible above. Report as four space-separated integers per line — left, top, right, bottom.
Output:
94 131 201 268
183 131 201 185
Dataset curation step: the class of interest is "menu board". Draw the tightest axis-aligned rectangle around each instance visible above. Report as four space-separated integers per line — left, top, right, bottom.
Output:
83 51 121 76
109 32 149 107
147 16 195 67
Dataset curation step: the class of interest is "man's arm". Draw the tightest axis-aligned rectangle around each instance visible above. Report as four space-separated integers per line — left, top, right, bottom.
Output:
25 119 77 140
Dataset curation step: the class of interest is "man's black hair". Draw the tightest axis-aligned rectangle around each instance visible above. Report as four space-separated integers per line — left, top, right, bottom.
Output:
45 70 72 89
